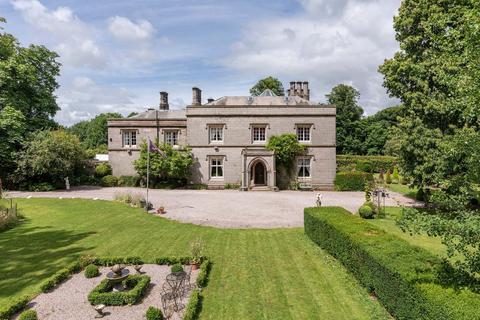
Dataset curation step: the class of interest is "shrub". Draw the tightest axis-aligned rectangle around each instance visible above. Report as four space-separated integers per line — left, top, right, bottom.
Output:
196 259 211 288
39 261 80 292
385 171 392 184
416 188 426 201
358 205 374 219
304 207 480 320
101 175 118 187
225 183 240 190
117 175 139 187
0 295 30 319
28 182 56 192
392 166 399 183
337 155 397 173
171 263 183 273
334 172 374 191
146 306 164 320
95 163 112 177
84 264 100 278
88 275 150 306
18 309 37 320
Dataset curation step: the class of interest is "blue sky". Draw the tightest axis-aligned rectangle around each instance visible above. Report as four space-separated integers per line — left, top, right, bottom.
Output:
1 0 401 125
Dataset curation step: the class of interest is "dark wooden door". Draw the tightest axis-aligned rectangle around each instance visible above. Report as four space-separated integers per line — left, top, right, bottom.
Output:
254 162 266 185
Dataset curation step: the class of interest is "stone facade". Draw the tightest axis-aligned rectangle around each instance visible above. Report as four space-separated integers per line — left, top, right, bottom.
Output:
107 84 336 190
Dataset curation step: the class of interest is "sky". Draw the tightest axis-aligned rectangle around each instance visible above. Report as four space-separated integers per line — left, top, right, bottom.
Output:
0 0 402 126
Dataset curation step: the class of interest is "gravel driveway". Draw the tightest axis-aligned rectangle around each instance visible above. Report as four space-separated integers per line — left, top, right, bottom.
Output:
10 187 415 228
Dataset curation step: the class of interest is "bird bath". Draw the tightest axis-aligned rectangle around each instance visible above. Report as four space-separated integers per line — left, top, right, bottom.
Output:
106 264 130 291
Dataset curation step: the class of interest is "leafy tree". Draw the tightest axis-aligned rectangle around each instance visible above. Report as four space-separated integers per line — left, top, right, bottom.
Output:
68 112 122 149
250 76 285 96
0 106 26 182
134 141 194 184
326 84 364 154
14 130 86 188
379 0 480 278
0 19 61 130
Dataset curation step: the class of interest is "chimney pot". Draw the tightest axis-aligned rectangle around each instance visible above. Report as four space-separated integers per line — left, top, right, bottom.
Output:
303 81 310 101
192 87 202 106
207 98 214 103
159 91 169 110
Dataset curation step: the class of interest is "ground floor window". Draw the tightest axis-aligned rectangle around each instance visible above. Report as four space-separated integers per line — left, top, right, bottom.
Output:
210 158 224 178
297 158 311 178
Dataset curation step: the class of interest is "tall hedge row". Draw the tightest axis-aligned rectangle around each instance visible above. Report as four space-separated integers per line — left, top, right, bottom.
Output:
337 155 397 173
304 207 480 320
334 172 373 191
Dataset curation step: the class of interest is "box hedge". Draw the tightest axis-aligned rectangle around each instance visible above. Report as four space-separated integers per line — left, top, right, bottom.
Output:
88 275 150 306
334 172 373 191
304 207 480 320
18 310 37 320
337 155 397 173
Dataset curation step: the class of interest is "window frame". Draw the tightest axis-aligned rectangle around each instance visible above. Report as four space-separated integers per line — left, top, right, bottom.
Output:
210 157 224 179
296 125 312 142
209 125 224 143
297 157 312 179
122 130 138 148
164 130 179 146
251 125 267 143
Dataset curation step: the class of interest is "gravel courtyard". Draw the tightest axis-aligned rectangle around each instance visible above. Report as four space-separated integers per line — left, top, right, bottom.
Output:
10 187 417 228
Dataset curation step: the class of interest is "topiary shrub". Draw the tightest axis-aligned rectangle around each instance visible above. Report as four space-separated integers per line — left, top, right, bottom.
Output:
392 166 399 183
358 205 374 219
385 171 392 184
355 160 373 173
146 306 164 320
334 172 374 191
84 264 100 278
95 163 112 177
416 188 425 201
101 175 118 187
18 309 37 320
171 263 183 273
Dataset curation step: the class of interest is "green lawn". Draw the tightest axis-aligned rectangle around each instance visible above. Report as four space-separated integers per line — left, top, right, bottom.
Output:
0 198 389 319
367 207 446 257
385 183 418 199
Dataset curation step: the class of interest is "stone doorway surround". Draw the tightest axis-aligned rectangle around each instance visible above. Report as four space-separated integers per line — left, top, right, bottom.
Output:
241 148 277 191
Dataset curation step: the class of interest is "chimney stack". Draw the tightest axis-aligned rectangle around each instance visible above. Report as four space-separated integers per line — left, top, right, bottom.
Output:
192 87 202 106
207 98 214 103
287 81 310 101
159 91 169 110
302 81 310 101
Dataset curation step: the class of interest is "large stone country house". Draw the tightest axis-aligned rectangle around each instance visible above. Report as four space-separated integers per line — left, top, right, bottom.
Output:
107 81 336 190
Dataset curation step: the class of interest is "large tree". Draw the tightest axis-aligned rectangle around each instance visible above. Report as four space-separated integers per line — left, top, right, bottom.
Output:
0 106 26 182
326 84 364 154
68 112 122 150
379 0 480 277
0 18 61 130
250 77 285 96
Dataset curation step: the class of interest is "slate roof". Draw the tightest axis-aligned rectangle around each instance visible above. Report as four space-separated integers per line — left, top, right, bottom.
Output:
128 109 186 120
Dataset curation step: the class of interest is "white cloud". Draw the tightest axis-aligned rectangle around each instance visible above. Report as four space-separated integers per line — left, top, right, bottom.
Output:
11 0 106 69
108 16 155 41
223 0 401 112
56 76 138 126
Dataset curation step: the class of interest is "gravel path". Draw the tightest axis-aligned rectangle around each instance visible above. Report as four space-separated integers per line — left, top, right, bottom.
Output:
16 265 198 320
10 187 419 228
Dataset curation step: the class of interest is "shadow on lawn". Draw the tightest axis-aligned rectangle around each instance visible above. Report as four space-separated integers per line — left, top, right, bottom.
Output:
0 225 95 299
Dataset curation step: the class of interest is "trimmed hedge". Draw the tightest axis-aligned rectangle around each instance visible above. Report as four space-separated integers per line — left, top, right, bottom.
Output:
304 207 480 320
39 261 81 292
183 288 201 320
84 264 100 278
146 306 164 320
337 155 397 173
88 275 150 306
334 172 373 191
18 310 37 320
196 259 211 288
0 295 30 320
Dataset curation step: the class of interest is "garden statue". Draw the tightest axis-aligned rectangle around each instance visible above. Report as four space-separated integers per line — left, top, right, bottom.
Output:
316 193 323 207
94 304 106 318
64 177 70 191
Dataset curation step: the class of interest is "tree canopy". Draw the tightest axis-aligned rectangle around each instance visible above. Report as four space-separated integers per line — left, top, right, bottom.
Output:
68 112 122 150
250 77 285 96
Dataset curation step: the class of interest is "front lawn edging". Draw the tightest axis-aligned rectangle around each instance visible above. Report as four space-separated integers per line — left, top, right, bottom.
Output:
304 207 480 320
0 255 212 320
88 275 150 306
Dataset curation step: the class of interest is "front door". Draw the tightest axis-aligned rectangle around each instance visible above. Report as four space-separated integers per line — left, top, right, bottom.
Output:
254 162 266 185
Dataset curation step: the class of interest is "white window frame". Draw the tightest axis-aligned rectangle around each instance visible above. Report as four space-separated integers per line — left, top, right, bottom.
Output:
296 125 311 142
209 125 224 143
297 157 311 179
210 157 224 179
122 130 137 148
252 125 267 143
164 130 179 146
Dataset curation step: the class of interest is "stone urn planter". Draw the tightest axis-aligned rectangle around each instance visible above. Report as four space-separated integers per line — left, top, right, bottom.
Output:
157 206 165 214
190 261 200 271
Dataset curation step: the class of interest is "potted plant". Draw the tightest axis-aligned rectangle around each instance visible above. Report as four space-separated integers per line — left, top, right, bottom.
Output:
190 238 205 270
157 206 165 214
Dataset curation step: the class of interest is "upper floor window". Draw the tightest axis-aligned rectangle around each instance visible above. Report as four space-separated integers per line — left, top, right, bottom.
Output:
296 125 311 142
297 157 311 178
210 157 224 178
164 130 179 146
252 126 266 143
122 130 137 147
209 126 223 143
